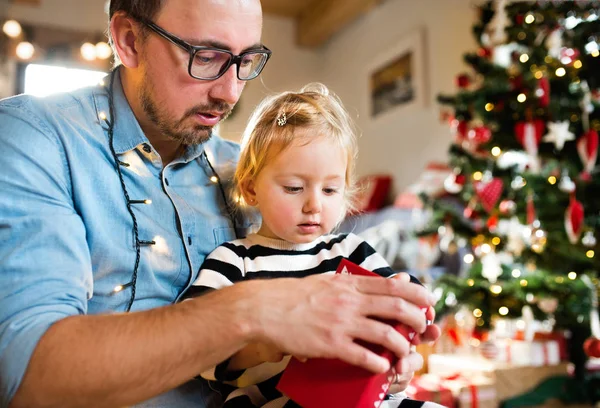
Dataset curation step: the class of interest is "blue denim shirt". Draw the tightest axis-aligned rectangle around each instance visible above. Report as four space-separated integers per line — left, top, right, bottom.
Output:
0 70 255 407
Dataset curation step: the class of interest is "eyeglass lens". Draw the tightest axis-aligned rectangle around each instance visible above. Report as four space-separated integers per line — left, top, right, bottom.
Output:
192 50 269 80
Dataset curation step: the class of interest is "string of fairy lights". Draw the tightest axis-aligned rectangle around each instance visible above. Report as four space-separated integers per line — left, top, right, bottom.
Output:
2 19 112 62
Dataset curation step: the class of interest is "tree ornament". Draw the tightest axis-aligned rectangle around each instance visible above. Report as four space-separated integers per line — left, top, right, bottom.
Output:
481 251 503 283
529 226 547 253
511 175 527 190
582 230 597 247
559 47 580 65
581 275 600 358
488 0 508 44
499 199 516 215
543 121 575 151
565 195 584 245
515 120 545 173
475 178 504 213
444 170 465 194
537 77 550 107
478 47 492 58
577 129 598 181
545 28 563 59
451 119 469 144
558 171 576 193
468 125 493 146
537 297 559 314
456 73 470 89
487 214 499 232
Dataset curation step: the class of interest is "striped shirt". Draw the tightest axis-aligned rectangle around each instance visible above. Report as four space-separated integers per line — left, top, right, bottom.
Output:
187 233 420 408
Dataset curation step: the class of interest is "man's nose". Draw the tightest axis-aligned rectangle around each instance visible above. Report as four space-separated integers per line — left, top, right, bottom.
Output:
208 65 244 106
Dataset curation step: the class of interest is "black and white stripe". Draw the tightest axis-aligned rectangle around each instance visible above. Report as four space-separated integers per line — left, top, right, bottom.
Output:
187 232 421 408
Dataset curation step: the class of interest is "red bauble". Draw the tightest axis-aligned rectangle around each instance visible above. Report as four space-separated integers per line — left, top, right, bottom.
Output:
456 73 470 89
469 126 492 145
478 47 492 58
515 14 524 25
583 337 600 358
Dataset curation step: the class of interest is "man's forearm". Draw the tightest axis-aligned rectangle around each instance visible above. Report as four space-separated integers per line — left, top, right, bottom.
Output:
9 286 255 408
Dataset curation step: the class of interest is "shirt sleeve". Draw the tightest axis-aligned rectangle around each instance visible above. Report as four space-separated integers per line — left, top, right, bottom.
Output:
0 99 93 405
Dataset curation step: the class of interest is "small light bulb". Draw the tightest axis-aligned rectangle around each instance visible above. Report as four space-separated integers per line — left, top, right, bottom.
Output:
210 176 219 183
520 54 529 63
573 60 582 69
99 111 107 121
473 308 483 318
555 67 566 77
113 285 124 293
517 93 527 103
491 146 501 157
568 271 577 280
499 306 509 316
3 20 22 38
473 171 483 181
548 176 557 185
16 41 34 60
464 254 474 264
95 41 112 60
81 42 97 61
144 199 152 204
587 250 595 258
512 269 521 278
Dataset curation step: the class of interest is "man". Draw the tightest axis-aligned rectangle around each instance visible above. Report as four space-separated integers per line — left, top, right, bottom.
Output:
0 0 440 407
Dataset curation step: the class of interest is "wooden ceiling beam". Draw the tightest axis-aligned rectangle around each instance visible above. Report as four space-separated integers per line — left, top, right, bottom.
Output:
297 0 382 48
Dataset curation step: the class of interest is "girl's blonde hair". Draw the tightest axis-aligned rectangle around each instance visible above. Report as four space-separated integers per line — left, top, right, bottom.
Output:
235 83 359 212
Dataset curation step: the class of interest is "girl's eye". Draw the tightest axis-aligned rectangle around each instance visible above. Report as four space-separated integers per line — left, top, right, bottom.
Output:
323 188 339 195
284 186 302 193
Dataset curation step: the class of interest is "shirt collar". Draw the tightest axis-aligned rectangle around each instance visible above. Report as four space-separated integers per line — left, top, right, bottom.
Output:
92 68 206 163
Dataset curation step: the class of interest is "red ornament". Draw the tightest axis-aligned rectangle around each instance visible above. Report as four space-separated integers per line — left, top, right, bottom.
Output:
468 126 493 145
515 14 524 25
456 73 470 89
584 337 600 358
538 77 550 107
478 47 492 58
577 129 599 181
487 214 499 232
499 199 516 215
510 75 524 91
559 47 580 65
455 174 466 185
475 178 504 213
565 195 584 245
464 206 479 219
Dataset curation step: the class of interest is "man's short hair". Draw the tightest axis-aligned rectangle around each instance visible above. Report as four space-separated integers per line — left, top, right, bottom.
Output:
107 0 165 65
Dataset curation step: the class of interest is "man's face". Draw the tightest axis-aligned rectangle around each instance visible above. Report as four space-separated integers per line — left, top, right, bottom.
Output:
136 0 263 145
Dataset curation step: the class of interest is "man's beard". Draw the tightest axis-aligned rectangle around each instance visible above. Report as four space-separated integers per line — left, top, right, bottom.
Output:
139 80 232 146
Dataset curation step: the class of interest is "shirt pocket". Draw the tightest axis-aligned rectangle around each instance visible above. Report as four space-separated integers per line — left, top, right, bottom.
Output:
213 227 237 247
213 224 259 246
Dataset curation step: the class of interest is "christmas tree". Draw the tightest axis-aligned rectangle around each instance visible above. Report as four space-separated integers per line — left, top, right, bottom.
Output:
422 0 600 380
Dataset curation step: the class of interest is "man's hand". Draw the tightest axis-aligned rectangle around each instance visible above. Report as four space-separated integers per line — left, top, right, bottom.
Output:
240 272 438 374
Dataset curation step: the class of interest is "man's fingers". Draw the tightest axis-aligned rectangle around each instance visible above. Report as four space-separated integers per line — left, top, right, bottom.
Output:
345 274 437 308
339 341 391 373
351 318 412 360
411 323 442 345
361 293 428 334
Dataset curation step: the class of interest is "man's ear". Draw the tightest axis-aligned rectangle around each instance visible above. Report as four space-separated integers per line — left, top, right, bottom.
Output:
240 179 258 207
110 11 142 68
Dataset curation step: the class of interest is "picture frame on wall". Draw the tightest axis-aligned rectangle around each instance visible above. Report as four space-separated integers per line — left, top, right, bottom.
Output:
369 28 427 119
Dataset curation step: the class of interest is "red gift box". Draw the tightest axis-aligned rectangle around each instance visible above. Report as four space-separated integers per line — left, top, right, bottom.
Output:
405 375 456 408
277 259 421 408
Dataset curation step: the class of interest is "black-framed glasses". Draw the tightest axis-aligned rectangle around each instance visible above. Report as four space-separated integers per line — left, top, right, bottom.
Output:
136 18 271 81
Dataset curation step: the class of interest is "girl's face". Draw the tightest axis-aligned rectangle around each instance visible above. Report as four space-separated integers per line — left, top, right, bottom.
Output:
245 131 348 244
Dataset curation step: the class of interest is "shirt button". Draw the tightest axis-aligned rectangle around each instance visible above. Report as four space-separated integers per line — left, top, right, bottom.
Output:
142 143 152 153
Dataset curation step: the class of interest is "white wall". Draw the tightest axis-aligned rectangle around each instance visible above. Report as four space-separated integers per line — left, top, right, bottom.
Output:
218 14 321 141
320 0 478 194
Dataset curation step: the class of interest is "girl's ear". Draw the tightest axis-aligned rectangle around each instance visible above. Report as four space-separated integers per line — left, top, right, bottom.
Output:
240 179 258 207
